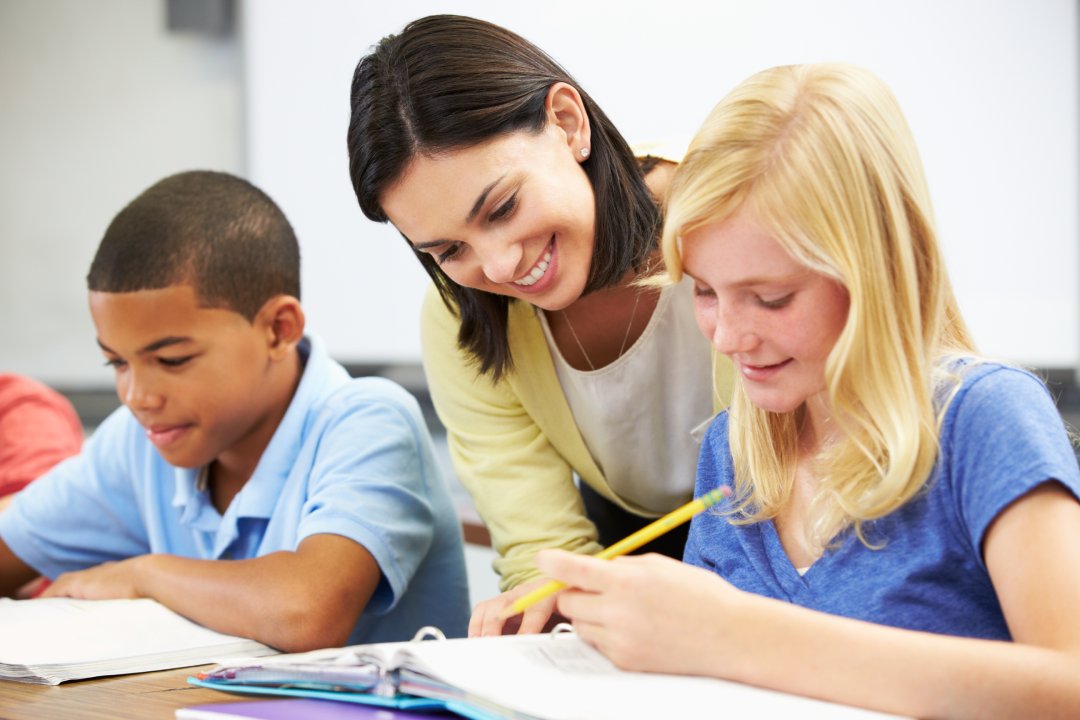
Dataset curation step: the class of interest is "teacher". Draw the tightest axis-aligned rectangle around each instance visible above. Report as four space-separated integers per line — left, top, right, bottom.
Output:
347 14 733 635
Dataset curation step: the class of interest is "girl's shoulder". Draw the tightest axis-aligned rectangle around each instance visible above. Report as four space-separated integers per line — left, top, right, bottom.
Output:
943 360 1055 421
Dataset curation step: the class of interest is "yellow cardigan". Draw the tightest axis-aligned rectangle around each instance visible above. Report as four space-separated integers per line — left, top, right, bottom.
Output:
421 286 735 590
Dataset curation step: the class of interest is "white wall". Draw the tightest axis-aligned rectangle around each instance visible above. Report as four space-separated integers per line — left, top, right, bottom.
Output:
0 0 1077 387
244 0 1080 369
0 0 243 387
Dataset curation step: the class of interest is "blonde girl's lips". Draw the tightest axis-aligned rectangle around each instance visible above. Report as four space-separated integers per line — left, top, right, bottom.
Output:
739 358 792 382
511 238 556 292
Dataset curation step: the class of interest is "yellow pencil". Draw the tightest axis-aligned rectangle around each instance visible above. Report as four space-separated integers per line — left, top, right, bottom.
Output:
499 485 732 619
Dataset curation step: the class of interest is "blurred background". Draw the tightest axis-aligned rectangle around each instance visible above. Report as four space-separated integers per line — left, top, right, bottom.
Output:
1 0 1077 598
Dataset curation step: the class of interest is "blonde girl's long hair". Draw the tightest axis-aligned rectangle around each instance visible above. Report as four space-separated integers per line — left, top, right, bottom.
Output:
662 64 977 547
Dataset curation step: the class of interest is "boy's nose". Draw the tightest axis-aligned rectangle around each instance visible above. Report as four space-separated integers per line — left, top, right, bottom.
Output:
122 373 164 412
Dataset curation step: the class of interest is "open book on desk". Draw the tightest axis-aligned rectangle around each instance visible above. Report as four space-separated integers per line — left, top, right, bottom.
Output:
0 597 276 685
190 626 900 720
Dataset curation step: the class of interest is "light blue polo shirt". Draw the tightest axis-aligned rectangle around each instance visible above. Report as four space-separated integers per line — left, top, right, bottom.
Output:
0 336 469 644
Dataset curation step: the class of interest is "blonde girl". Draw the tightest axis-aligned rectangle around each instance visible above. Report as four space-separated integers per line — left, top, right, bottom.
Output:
539 63 1080 717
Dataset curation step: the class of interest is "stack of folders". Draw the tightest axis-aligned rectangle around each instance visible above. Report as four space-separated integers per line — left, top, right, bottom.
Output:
0 597 276 685
189 626 898 720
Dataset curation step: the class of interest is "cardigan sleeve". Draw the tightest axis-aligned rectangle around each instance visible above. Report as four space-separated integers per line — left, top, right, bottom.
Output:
420 287 602 590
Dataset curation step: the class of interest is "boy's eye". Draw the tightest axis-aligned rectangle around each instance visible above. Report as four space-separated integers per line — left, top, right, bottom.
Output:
488 193 517 222
158 356 194 368
103 358 127 369
758 293 793 310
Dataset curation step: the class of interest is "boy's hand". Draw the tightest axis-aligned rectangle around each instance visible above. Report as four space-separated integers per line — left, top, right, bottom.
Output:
40 557 147 600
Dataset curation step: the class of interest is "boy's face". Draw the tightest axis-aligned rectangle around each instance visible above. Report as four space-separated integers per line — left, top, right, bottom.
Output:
89 284 282 471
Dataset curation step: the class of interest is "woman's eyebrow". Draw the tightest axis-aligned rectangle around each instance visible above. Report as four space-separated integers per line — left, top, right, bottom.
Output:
409 173 511 250
466 174 507 224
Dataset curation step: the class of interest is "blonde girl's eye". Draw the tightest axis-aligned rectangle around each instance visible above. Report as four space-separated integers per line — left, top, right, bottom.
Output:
693 282 716 299
758 293 793 310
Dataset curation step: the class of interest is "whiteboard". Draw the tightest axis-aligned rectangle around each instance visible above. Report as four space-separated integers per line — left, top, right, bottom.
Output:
242 0 1079 368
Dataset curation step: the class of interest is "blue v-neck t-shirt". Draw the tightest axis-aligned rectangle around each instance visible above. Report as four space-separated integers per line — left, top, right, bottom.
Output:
685 363 1080 639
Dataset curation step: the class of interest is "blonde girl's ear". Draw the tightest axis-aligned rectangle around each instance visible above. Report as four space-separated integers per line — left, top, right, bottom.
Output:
545 82 591 160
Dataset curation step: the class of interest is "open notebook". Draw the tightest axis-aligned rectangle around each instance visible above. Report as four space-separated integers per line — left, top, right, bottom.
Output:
190 626 898 720
0 597 276 685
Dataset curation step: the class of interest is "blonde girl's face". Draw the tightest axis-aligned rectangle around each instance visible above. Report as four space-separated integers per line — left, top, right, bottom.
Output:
379 124 596 313
681 208 850 416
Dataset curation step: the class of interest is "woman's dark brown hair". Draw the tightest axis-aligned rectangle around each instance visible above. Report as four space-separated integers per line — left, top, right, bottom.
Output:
347 14 659 379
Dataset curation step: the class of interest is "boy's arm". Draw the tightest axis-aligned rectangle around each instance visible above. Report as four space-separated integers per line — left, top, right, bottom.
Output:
0 535 41 597
41 533 380 652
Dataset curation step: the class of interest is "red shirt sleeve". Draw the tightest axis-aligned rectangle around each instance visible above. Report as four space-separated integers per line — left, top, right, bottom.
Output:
0 374 84 496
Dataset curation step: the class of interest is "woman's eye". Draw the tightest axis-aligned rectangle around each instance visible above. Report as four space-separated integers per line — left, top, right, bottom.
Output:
437 244 461 264
759 293 793 309
103 358 127 369
488 194 517 222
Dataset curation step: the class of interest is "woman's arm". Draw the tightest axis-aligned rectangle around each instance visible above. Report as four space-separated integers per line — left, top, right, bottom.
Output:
540 481 1080 719
421 288 600 635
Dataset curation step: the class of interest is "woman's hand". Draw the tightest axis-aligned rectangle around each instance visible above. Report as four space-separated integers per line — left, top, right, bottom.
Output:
469 577 565 637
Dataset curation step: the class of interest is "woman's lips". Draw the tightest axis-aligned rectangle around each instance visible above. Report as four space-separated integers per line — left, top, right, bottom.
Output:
511 237 557 293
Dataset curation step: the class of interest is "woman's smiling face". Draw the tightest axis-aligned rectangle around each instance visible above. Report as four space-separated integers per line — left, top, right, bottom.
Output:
379 122 596 312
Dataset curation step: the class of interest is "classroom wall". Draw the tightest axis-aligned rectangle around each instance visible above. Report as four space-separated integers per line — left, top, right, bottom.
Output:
0 0 243 387
1 0 1077 388
244 0 1080 372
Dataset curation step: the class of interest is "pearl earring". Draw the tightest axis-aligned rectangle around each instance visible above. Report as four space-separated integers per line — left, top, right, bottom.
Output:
580 147 590 159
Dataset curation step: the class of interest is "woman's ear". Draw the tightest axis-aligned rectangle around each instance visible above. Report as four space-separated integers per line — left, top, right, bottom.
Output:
257 295 306 359
545 82 591 161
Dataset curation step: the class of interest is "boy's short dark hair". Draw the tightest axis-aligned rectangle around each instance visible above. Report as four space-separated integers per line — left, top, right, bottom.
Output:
87 170 300 321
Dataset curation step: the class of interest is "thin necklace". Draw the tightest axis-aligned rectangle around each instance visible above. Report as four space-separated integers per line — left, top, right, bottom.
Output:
561 289 643 371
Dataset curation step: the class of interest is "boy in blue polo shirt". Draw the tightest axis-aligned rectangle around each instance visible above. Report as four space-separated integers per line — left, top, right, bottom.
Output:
0 171 469 651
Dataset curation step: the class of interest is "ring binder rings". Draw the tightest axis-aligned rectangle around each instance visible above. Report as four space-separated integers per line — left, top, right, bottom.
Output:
188 625 897 720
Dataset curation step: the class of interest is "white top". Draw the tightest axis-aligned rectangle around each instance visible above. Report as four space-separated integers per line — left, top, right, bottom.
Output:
539 278 714 514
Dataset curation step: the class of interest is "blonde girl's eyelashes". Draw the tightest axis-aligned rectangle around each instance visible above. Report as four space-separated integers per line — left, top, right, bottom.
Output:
758 293 794 309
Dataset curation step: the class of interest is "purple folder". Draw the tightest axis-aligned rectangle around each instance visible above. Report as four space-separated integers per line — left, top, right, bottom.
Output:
176 697 457 720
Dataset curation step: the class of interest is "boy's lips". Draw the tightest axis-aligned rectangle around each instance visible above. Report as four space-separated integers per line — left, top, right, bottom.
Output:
144 423 193 448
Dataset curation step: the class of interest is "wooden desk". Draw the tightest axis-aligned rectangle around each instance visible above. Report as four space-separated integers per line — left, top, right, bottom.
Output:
0 665 246 720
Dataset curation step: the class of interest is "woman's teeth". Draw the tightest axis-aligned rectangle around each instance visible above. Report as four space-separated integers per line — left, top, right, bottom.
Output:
513 249 552 287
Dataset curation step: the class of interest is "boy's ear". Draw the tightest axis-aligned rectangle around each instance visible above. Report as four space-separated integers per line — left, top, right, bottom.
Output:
545 82 591 160
256 295 305 360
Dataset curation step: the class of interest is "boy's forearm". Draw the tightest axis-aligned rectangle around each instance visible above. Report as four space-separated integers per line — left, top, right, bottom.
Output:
132 541 380 652
0 536 39 598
